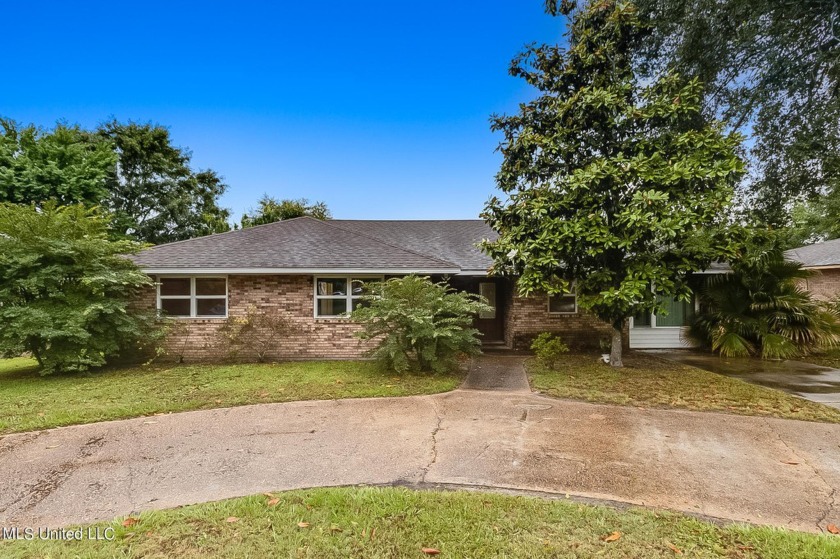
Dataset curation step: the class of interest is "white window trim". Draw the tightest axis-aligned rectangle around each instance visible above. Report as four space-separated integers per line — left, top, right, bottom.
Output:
313 276 383 319
157 275 228 319
547 288 578 315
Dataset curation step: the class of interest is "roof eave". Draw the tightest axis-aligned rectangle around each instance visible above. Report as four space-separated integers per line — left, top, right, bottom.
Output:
140 267 463 275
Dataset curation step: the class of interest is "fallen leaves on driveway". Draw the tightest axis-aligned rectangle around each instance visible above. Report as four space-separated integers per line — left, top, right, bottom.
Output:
827 523 839 534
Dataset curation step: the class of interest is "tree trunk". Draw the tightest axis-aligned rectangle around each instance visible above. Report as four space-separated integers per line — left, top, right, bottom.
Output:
30 346 44 369
609 319 624 368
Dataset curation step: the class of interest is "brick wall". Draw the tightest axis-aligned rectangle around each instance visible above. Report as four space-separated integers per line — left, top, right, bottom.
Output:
137 273 630 362
504 287 626 351
804 269 840 302
140 275 374 362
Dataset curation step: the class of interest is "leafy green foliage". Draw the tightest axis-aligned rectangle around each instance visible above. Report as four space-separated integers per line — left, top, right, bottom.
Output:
351 276 491 374
482 1 744 366
690 237 840 359
788 191 840 247
0 119 115 205
240 195 331 228
530 332 569 367
0 203 166 374
553 0 840 230
98 120 232 244
216 306 299 363
0 118 232 244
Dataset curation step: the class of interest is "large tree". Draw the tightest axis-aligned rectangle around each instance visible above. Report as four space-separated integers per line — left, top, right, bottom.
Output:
0 202 164 374
548 0 840 230
0 118 233 244
0 119 115 206
240 195 331 228
483 1 744 366
98 121 232 244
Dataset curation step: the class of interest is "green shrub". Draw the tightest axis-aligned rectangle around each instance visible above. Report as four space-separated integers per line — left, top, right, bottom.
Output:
0 202 167 373
530 332 569 367
216 306 300 362
351 275 492 373
690 237 840 359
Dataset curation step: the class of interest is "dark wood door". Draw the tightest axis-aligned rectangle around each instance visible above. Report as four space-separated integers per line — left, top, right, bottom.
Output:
474 280 504 342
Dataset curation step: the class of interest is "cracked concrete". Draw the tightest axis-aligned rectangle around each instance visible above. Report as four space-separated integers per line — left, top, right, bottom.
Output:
419 400 442 484
763 417 837 530
1 356 840 534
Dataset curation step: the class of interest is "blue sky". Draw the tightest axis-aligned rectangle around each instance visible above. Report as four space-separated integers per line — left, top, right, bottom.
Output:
3 1 568 222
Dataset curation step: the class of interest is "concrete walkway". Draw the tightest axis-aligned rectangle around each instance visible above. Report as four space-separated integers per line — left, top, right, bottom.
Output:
1 357 839 533
653 350 840 409
461 354 531 392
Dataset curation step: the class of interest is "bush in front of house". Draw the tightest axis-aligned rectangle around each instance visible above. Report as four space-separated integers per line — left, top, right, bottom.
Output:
689 237 840 359
0 202 167 374
530 332 569 368
351 275 492 373
216 306 300 362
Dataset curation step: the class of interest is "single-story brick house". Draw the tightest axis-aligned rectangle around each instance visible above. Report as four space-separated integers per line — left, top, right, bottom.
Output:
785 238 840 301
132 216 713 360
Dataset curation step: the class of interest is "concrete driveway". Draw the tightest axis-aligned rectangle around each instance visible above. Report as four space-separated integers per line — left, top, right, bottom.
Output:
1 356 839 533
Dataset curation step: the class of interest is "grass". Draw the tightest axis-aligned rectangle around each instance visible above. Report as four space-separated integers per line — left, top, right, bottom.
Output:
528 352 840 423
0 358 461 435
1 486 837 558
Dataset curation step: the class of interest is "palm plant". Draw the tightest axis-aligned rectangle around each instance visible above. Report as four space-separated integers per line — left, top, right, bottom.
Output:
690 242 840 359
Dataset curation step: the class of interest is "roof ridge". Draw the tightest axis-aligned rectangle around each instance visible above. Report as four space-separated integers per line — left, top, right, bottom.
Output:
330 219 486 223
140 215 315 250
317 219 461 269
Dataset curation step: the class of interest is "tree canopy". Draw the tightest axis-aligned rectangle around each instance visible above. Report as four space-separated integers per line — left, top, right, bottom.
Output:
98 121 232 244
483 0 744 366
0 118 233 244
240 195 331 228
0 119 115 206
548 0 840 233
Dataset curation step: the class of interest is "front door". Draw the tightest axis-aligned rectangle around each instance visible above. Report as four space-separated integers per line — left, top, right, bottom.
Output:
475 280 504 342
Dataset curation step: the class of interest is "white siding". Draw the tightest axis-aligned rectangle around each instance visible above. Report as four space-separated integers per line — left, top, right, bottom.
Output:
629 327 698 349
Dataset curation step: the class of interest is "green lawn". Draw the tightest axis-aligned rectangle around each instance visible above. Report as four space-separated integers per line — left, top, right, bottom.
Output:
528 352 840 423
0 358 461 435
2 486 836 558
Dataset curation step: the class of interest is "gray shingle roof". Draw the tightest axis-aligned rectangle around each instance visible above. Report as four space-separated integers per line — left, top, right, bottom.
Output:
330 220 496 272
132 217 496 273
785 238 840 268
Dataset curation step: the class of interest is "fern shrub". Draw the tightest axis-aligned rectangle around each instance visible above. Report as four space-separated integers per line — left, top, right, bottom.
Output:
351 275 492 373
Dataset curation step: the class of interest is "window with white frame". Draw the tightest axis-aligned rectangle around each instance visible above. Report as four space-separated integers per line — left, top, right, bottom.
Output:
548 289 577 314
314 277 379 317
158 277 228 318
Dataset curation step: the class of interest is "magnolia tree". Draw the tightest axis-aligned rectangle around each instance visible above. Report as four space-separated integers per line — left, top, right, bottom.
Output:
482 1 744 366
